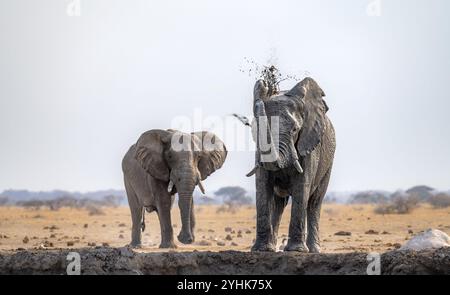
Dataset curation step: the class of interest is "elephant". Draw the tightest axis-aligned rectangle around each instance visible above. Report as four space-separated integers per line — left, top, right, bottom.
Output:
247 77 336 253
122 129 227 248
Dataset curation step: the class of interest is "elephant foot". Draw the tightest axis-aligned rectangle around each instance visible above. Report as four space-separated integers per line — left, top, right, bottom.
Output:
128 242 142 249
284 241 309 253
159 241 177 249
178 232 194 245
307 243 321 253
251 241 276 252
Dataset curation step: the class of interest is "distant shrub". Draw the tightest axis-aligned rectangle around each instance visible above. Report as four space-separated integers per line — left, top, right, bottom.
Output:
428 193 450 208
16 195 125 211
47 196 79 211
405 185 435 202
348 191 389 204
323 208 338 216
374 205 393 215
0 197 9 206
323 195 338 204
86 205 105 216
102 195 123 207
374 196 418 215
17 200 46 210
214 186 253 206
216 203 238 214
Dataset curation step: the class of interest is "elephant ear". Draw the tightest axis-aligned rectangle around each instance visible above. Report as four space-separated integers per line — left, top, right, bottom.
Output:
192 132 227 180
286 78 328 156
134 129 172 181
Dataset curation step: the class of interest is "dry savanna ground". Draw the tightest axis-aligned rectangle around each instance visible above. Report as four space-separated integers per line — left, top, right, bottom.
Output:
0 204 449 253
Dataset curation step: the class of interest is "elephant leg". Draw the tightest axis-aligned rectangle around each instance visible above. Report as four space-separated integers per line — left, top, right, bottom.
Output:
307 169 331 253
271 195 289 246
286 152 320 253
285 187 309 252
190 198 196 241
156 190 176 249
125 179 143 248
251 168 276 252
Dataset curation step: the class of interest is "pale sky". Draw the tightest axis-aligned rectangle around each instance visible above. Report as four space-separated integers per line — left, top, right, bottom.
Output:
1 0 450 193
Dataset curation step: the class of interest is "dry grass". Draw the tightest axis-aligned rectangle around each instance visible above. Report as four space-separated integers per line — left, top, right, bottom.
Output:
0 204 449 253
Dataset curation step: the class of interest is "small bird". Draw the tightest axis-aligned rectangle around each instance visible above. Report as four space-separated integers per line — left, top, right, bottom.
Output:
231 113 251 127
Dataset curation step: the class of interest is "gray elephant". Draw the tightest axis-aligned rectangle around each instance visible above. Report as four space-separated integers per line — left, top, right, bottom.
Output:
122 129 227 248
247 77 336 253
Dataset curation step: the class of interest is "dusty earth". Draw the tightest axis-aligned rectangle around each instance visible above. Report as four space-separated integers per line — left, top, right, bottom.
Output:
0 204 449 274
0 204 449 253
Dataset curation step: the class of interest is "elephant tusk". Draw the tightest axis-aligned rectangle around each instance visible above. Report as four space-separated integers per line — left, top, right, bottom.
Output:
168 180 174 193
197 179 206 194
293 160 304 174
246 166 258 177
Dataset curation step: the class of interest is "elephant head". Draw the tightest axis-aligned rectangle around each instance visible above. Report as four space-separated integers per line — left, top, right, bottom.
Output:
134 129 227 244
248 77 328 174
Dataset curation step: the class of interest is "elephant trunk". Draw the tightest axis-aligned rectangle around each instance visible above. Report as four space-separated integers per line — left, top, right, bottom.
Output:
176 171 196 244
178 192 194 244
254 100 279 170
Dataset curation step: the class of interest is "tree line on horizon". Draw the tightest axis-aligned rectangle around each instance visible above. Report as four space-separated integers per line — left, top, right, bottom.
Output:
0 185 449 213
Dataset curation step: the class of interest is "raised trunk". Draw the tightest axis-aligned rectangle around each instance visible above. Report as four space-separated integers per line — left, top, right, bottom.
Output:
255 100 279 167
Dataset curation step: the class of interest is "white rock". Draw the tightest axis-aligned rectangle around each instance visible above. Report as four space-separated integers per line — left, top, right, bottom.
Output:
276 238 288 252
400 229 450 251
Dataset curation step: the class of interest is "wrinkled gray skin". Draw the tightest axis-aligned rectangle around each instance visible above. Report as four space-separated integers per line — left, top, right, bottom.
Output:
248 77 336 253
122 129 227 248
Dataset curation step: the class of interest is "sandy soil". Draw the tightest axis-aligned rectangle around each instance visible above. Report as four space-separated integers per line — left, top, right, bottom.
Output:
0 204 449 253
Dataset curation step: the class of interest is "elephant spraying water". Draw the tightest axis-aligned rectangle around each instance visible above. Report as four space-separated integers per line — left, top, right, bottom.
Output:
248 77 336 253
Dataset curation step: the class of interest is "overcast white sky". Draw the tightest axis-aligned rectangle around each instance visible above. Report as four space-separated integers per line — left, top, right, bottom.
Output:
1 0 450 193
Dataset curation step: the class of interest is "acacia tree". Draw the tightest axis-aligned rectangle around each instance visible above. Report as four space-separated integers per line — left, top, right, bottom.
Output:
214 186 252 205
